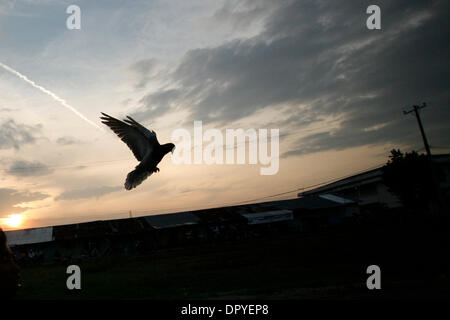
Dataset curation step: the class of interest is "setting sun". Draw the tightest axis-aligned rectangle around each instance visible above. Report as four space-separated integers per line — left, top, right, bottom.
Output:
3 214 24 229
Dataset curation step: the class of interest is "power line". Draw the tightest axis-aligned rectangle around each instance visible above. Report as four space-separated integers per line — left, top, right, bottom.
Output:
121 163 386 212
124 162 387 214
15 162 388 229
226 162 385 206
225 189 300 207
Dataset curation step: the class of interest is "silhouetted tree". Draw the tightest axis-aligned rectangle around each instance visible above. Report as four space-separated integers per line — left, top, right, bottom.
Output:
382 149 443 213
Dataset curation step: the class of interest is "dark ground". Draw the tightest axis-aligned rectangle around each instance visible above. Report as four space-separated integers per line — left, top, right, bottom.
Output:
13 216 450 300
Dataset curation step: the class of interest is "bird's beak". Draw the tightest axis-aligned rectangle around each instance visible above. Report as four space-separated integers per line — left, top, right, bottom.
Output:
171 145 176 154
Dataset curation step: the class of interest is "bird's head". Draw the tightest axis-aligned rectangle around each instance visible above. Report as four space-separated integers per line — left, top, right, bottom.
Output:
164 143 176 155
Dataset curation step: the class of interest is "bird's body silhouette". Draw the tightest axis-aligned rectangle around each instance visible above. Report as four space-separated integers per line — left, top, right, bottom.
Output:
100 113 175 190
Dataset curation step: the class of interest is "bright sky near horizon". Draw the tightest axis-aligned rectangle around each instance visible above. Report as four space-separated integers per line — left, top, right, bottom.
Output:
1 0 449 230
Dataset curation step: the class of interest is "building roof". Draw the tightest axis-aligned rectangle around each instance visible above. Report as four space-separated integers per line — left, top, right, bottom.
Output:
319 194 355 204
262 195 356 211
241 210 293 225
192 207 247 224
6 227 53 246
145 212 200 229
108 217 150 234
433 154 450 164
52 220 113 240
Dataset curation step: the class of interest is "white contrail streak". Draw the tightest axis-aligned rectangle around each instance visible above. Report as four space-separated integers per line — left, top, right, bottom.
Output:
0 62 102 131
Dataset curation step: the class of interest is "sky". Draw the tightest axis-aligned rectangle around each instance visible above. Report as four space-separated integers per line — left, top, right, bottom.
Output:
0 0 449 230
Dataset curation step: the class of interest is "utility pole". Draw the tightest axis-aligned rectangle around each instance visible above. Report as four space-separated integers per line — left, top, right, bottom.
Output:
403 102 432 158
404 102 447 215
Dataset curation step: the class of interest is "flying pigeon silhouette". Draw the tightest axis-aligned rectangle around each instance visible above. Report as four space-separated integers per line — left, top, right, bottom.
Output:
100 113 175 190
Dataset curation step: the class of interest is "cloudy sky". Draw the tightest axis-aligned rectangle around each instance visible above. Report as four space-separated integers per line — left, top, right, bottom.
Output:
0 0 449 230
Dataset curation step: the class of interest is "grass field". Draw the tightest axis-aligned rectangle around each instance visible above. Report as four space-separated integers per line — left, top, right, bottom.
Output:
14 220 450 300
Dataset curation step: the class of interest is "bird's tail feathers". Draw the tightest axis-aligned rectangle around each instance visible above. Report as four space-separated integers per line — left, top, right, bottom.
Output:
125 168 152 190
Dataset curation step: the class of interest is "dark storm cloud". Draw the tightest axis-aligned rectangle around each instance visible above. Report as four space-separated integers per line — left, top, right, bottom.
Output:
55 185 122 201
132 0 449 155
133 88 182 120
129 58 158 89
6 160 53 177
0 119 42 150
0 188 49 217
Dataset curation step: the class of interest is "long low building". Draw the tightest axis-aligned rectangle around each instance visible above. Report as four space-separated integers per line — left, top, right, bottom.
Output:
4 194 359 260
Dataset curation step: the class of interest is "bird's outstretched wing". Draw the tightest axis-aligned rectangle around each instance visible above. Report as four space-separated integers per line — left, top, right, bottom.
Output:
123 115 159 144
100 113 158 161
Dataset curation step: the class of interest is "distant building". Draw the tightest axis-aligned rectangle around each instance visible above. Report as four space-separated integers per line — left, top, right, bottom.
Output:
264 195 360 232
299 154 450 210
434 154 450 202
145 212 201 247
299 167 401 209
